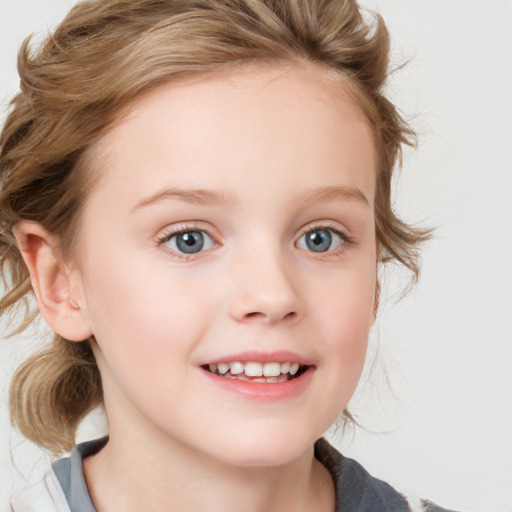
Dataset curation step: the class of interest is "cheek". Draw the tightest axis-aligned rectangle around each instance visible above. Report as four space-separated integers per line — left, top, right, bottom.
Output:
82 270 216 419
314 264 376 371
81 259 218 367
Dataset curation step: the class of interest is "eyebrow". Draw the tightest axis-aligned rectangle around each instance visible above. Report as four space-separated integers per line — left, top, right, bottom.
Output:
131 187 237 212
294 185 370 208
131 183 370 213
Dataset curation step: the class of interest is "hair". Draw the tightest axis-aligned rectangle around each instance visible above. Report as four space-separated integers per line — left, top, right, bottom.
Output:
0 0 430 455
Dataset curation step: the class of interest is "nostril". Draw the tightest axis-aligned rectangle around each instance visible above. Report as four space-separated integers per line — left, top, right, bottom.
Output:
245 312 262 319
244 311 297 323
243 311 297 322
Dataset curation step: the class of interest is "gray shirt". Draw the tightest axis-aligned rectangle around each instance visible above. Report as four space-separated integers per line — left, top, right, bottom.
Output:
50 437 460 512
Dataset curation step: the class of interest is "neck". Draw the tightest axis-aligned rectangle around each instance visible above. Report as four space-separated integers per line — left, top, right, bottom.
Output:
83 430 335 512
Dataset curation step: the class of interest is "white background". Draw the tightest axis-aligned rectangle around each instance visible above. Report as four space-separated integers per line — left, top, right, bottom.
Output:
1 1 511 511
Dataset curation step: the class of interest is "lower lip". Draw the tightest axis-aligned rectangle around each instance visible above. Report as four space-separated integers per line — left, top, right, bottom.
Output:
200 366 314 401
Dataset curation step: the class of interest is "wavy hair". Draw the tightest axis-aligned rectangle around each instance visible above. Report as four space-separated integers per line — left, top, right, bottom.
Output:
0 0 430 454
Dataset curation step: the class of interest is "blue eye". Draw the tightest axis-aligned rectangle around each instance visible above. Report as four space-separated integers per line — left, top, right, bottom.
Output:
297 228 345 253
164 230 215 254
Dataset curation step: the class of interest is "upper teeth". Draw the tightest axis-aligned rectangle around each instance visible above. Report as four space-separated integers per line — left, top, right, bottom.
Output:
209 361 301 377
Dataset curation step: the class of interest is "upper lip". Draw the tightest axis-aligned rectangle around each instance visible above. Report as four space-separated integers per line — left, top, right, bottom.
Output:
199 350 314 366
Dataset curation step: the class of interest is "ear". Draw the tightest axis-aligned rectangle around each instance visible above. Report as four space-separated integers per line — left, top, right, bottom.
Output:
13 221 93 341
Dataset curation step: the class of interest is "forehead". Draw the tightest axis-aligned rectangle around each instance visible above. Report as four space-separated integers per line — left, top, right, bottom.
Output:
86 62 376 209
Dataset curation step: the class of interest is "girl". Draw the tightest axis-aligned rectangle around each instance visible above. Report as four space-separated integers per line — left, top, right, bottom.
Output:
0 1 458 511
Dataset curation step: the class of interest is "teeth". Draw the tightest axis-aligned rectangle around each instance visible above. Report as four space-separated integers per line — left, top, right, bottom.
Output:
263 362 281 377
229 362 244 375
206 361 306 379
217 363 229 374
244 362 263 377
280 362 291 374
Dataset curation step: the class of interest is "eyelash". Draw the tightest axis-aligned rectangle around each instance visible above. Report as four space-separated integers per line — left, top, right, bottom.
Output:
156 224 215 261
296 223 355 256
156 222 354 260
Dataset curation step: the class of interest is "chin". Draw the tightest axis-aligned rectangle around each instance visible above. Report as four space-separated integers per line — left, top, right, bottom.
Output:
206 426 318 468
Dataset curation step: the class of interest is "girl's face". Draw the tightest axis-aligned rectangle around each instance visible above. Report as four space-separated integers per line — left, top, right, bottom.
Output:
72 64 377 467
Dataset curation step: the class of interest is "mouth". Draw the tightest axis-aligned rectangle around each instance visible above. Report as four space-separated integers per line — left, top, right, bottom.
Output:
201 361 309 383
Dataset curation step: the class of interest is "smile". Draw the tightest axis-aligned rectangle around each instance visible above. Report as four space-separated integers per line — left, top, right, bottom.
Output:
203 361 308 383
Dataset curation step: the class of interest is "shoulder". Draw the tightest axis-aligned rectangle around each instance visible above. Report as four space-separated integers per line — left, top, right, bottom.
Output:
315 438 462 512
11 437 107 512
10 470 71 512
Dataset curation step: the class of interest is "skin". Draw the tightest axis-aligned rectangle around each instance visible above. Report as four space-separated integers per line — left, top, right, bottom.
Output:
17 62 378 511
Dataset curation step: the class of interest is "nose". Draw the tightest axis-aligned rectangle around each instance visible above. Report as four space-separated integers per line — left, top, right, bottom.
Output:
229 251 302 325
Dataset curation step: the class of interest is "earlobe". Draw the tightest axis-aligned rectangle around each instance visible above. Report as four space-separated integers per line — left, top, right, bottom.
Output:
13 221 93 342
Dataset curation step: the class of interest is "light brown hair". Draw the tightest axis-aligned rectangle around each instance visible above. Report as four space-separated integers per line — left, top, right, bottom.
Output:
0 0 430 455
